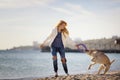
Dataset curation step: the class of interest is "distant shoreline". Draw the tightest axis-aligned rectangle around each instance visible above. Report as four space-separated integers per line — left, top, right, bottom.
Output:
1 37 120 53
41 49 120 53
0 49 120 53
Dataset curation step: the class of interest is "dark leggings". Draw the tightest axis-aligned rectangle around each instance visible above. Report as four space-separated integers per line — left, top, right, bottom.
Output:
51 47 68 74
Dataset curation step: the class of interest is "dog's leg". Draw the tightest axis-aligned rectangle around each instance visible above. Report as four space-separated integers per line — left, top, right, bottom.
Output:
97 64 104 74
103 65 110 74
88 62 96 70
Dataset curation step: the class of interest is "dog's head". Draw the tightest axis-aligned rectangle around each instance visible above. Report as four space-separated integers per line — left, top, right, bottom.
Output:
85 49 97 56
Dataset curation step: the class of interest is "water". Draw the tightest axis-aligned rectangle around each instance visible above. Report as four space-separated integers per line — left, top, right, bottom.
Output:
0 51 120 79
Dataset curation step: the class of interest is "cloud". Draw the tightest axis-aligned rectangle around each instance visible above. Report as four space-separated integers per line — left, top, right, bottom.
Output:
98 7 120 28
65 3 95 16
50 2 96 19
92 0 120 7
109 0 120 3
51 7 77 16
0 0 55 8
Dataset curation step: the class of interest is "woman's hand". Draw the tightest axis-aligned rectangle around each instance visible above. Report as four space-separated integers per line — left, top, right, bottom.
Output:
75 44 79 49
40 43 44 49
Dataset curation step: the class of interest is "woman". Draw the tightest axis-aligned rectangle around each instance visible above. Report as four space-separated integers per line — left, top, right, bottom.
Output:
40 20 77 77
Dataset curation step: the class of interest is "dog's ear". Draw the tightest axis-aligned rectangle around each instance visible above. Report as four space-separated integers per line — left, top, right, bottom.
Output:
88 50 98 55
89 50 94 53
86 50 93 55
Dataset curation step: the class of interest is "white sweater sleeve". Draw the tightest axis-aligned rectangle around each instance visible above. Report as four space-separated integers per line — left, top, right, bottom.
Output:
43 29 54 46
66 36 77 49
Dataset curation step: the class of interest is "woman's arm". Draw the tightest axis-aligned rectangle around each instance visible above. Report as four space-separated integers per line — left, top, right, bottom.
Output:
40 29 54 48
43 33 53 45
66 36 78 49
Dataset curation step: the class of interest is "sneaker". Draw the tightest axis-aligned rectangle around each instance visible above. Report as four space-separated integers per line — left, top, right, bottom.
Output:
66 73 69 76
55 73 58 77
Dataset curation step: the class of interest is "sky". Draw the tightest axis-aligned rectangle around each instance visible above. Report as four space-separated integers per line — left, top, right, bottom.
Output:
0 0 120 50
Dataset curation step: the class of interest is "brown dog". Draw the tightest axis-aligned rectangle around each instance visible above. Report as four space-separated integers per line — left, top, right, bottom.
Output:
86 50 115 74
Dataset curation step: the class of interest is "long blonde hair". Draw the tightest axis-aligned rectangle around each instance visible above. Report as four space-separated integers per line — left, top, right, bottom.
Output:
56 20 69 37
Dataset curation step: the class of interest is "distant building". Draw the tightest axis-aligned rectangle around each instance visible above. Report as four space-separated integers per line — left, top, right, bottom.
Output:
112 36 119 39
83 38 120 50
33 41 39 47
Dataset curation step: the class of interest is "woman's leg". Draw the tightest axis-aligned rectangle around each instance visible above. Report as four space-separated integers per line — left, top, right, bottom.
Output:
58 48 68 75
61 58 68 74
51 47 58 76
52 56 58 73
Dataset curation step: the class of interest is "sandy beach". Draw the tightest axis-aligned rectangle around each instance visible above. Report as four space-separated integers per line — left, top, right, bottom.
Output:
0 71 120 80
34 71 120 80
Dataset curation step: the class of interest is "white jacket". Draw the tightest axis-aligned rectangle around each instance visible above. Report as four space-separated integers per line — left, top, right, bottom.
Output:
43 28 77 49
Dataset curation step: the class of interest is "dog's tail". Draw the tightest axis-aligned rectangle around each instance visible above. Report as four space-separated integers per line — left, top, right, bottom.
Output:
110 59 115 65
